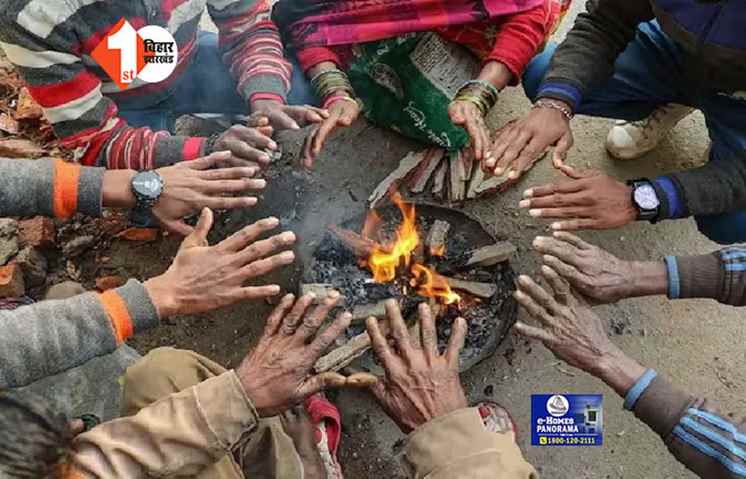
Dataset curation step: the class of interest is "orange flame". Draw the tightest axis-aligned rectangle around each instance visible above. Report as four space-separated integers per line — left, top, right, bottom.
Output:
366 192 461 305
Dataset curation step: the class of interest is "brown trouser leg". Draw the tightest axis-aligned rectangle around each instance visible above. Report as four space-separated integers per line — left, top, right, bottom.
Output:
121 347 303 479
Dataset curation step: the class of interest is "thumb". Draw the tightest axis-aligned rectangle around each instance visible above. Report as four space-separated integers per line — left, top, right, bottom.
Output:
552 131 573 168
179 208 213 250
346 372 379 388
298 372 351 397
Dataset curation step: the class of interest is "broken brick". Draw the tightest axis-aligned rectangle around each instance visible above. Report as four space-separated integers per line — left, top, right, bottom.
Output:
19 217 56 249
15 87 43 121
14 246 47 287
95 275 127 291
0 263 25 298
116 227 158 242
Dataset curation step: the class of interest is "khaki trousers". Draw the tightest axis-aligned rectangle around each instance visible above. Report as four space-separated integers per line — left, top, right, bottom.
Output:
120 347 303 479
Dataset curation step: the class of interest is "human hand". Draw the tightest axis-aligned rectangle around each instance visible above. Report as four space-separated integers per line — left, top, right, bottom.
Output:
237 293 377 417
212 122 277 169
302 97 360 169
519 166 636 231
151 151 265 235
448 100 491 161
486 102 573 179
513 269 647 396
533 232 668 304
251 100 329 131
143 208 296 318
366 301 468 433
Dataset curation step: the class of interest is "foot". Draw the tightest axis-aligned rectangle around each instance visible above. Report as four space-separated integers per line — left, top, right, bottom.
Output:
605 104 694 160
282 406 326 479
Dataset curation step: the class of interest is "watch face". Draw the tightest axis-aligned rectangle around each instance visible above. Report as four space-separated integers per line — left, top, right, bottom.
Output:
634 184 660 210
132 171 163 199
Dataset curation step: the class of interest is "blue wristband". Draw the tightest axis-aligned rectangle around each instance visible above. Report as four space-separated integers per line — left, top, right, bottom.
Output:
624 369 657 411
664 256 680 299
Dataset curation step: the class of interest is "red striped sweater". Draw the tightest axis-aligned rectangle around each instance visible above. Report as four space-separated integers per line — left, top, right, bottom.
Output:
0 0 291 170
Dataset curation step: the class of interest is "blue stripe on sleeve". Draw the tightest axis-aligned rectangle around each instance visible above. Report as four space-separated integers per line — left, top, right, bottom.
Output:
536 82 582 110
624 369 657 411
681 417 746 461
722 250 746 260
673 426 746 477
689 409 746 445
653 176 684 219
664 256 681 299
726 263 746 272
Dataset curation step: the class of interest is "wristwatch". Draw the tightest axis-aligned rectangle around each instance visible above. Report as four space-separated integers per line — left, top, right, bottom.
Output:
130 170 164 227
628 179 660 222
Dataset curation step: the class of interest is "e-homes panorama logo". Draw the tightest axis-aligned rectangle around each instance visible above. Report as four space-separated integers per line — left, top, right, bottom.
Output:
91 18 178 90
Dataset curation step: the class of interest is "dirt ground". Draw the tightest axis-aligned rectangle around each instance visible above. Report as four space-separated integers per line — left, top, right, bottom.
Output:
124 6 746 479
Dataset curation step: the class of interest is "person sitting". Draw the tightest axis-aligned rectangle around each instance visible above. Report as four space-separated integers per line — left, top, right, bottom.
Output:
270 0 567 167
0 0 328 170
513 265 746 479
1 299 538 478
489 0 746 244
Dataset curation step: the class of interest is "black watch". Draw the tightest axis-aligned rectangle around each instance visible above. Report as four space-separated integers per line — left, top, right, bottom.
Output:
131 170 164 211
628 179 660 222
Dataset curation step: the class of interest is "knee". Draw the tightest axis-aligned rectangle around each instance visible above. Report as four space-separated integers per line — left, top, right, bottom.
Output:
521 43 557 103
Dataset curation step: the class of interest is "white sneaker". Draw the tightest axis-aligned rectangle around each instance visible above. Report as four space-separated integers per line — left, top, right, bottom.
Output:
605 104 695 160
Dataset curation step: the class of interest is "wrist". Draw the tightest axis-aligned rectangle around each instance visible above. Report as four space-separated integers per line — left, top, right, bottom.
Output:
102 170 137 208
143 275 178 318
534 98 574 121
627 261 668 298
478 61 512 90
251 98 282 112
593 347 647 398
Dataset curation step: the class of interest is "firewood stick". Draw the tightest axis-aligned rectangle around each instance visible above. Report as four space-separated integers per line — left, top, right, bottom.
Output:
300 284 346 305
426 220 450 257
445 277 497 298
432 160 448 198
327 224 378 258
439 241 517 273
369 151 422 208
351 299 389 323
410 148 445 193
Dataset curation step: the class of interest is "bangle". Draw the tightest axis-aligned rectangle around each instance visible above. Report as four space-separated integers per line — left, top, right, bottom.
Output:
533 98 574 120
311 69 355 101
461 80 500 101
323 94 357 109
205 133 221 154
453 80 499 116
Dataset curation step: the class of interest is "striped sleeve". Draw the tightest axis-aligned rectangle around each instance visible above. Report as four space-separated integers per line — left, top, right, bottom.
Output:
0 4 205 170
207 0 292 104
629 372 746 478
667 248 746 306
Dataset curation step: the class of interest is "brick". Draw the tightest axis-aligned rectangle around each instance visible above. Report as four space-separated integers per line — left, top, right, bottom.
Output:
0 218 18 265
0 263 25 298
95 275 127 291
19 217 56 249
15 246 47 287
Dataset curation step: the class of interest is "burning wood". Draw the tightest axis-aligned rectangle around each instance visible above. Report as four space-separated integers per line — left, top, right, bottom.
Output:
327 224 378 258
426 220 450 258
409 148 445 193
439 241 516 273
445 277 497 299
351 299 390 323
368 151 422 209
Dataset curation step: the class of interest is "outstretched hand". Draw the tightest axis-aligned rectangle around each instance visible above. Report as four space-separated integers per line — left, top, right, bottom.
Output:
366 301 468 433
303 98 360 169
143 208 296 318
250 100 329 131
519 166 636 231
237 293 377 417
153 151 265 236
448 100 491 161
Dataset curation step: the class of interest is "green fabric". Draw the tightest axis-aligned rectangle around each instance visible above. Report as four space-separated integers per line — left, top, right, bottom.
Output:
348 33 470 150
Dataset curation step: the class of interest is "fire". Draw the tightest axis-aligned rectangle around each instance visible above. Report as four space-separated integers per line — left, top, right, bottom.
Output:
365 192 461 305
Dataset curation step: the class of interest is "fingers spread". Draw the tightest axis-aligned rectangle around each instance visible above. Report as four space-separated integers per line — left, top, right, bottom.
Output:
219 217 280 252
238 250 295 281
386 299 413 356
518 275 560 314
235 231 296 265
281 293 316 335
445 317 467 368
540 265 572 305
513 321 553 343
264 293 296 336
542 254 585 286
366 317 396 367
532 236 582 266
296 292 341 342
514 289 550 324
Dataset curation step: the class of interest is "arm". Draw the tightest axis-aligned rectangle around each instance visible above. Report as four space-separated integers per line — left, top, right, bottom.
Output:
536 0 654 111
488 4 552 87
207 0 292 106
71 371 259 477
0 280 159 388
0 16 206 169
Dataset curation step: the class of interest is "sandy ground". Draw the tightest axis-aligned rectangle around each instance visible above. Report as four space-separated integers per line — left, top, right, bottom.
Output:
127 5 746 478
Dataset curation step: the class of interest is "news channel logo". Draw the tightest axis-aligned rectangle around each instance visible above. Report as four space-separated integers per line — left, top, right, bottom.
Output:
531 394 603 446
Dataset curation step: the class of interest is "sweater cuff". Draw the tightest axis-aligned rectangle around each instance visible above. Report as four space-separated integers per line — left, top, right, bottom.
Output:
239 74 288 105
652 176 686 219
674 252 724 300
154 136 207 166
536 80 583 111
624 369 657 410
631 374 695 438
200 371 260 449
77 165 105 217
102 280 159 344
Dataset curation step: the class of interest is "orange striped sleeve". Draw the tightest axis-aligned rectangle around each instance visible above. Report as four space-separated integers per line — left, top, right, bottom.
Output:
99 290 134 344
52 159 81 219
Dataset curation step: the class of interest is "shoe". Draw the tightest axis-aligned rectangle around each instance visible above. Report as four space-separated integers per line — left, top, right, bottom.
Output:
605 104 694 160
